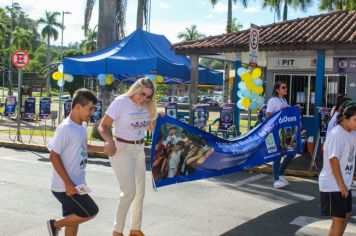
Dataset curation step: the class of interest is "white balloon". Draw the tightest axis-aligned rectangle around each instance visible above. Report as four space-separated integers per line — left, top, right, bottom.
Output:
57 79 65 87
58 64 64 73
64 74 73 82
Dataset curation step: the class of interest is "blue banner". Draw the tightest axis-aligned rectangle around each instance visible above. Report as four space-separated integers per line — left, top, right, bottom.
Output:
24 97 36 118
64 100 72 118
39 97 51 119
165 103 177 119
4 96 16 116
150 106 302 188
90 100 103 123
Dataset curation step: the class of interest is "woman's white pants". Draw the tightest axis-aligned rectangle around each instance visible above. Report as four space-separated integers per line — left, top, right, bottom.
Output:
109 141 146 233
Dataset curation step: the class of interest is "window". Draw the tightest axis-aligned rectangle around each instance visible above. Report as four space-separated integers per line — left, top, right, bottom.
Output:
274 74 346 116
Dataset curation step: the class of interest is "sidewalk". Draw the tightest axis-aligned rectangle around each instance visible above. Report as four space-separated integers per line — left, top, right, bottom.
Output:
0 116 322 178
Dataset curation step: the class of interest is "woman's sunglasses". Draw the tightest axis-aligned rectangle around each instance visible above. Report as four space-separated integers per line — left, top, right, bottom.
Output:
139 91 153 100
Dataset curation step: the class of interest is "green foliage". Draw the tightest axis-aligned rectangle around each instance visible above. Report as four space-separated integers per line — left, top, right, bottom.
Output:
200 58 224 70
177 24 205 41
156 83 169 101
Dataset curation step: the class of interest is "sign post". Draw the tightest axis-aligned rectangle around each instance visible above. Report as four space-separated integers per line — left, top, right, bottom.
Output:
12 50 30 142
248 24 260 130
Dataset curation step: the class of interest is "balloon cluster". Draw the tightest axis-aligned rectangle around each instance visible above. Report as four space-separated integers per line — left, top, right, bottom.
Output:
236 67 265 111
97 74 115 86
52 64 74 87
145 74 164 83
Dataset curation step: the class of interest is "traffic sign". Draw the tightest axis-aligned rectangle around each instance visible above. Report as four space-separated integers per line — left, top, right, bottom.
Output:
12 50 30 69
249 24 259 67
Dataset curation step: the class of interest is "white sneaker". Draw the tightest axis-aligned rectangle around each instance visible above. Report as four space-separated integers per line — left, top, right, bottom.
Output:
279 176 289 185
274 179 288 189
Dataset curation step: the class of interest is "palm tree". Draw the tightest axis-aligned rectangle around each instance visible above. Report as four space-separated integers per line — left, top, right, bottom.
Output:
262 0 312 21
230 18 243 32
319 0 355 11
12 26 34 50
38 11 61 96
210 0 248 103
211 0 248 33
80 26 97 54
177 25 206 41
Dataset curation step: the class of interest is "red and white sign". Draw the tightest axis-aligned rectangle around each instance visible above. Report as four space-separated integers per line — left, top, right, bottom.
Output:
249 24 259 67
12 50 30 68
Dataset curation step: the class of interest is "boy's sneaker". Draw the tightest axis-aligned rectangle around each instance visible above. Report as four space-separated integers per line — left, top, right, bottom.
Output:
279 176 289 185
273 179 288 189
47 219 59 236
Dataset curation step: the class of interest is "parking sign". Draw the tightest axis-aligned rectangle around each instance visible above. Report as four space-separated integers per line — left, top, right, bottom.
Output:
249 24 259 67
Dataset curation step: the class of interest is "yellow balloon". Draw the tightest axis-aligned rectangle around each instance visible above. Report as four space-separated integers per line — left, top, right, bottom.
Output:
255 86 264 94
156 75 164 83
241 72 251 82
245 79 255 90
242 97 251 108
105 77 112 85
52 71 63 80
106 74 114 79
251 68 262 79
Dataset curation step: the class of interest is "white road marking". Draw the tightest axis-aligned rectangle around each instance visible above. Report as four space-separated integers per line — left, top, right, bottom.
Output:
290 216 321 227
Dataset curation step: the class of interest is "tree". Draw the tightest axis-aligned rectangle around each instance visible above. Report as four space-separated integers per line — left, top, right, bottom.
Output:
80 26 97 54
38 11 61 96
230 18 243 32
12 26 34 50
177 24 206 41
262 0 312 21
210 0 248 103
319 0 356 11
211 0 248 33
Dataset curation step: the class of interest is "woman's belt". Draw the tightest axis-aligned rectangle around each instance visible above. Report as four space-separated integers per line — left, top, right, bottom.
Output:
115 137 145 144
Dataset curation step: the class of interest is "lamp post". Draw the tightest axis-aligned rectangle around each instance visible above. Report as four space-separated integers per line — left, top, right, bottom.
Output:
58 11 71 125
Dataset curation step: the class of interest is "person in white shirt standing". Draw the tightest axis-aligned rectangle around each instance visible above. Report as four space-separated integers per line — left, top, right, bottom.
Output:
266 81 295 189
319 101 356 236
47 89 107 236
99 77 158 236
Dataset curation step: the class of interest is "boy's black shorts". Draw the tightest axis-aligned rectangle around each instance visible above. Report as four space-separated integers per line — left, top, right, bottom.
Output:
320 190 352 218
52 191 99 218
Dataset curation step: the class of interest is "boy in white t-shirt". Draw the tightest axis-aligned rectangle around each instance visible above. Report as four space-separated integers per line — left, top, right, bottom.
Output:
319 102 356 236
47 89 107 236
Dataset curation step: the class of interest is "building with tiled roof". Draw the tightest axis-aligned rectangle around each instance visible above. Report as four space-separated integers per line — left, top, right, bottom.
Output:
172 10 356 140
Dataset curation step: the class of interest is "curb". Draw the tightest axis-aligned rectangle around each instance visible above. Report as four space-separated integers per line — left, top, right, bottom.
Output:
249 166 319 178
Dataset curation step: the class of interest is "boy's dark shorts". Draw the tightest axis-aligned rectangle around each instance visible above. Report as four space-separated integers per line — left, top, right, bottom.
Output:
52 191 99 218
320 190 352 218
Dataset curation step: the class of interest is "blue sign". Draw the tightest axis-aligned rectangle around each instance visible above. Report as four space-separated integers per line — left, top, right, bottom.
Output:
39 97 51 119
219 103 234 130
64 100 72 118
165 103 177 119
193 105 208 129
150 106 302 188
4 96 16 116
333 57 356 73
24 97 36 118
90 100 102 123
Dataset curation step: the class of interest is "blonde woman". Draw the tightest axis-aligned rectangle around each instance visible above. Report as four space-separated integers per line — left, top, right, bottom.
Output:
99 77 157 236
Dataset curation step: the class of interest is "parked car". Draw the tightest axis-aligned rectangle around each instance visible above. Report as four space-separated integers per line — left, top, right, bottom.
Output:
201 97 219 106
178 96 189 103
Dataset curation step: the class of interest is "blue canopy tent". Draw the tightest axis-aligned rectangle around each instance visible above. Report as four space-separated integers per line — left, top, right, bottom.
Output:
63 29 222 85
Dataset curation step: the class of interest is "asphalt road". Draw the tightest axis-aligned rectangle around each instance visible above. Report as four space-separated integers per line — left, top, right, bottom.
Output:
0 147 355 236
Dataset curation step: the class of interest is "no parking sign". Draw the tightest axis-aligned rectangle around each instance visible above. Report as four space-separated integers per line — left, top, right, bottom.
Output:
249 24 259 67
12 50 30 69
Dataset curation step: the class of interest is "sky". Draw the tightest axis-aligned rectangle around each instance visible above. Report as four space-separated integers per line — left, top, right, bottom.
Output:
0 0 322 46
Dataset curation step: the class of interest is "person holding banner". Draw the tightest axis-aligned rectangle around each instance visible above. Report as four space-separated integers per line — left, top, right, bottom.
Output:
98 77 157 236
319 102 356 236
266 81 295 189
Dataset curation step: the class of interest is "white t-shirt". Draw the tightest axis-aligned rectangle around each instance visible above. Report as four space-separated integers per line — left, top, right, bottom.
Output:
47 117 88 192
326 112 338 135
319 125 356 192
106 96 151 140
169 150 181 168
163 134 177 147
266 97 289 114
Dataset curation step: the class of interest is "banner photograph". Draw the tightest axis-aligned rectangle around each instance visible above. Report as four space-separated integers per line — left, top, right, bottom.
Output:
150 106 302 188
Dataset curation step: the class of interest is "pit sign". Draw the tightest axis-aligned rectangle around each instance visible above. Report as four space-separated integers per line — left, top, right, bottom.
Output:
249 24 259 67
12 50 30 69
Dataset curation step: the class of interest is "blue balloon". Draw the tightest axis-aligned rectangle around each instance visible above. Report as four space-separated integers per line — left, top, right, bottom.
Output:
249 101 258 111
253 78 263 87
237 99 247 110
57 79 65 87
98 74 106 80
251 92 259 101
241 89 251 98
58 64 64 73
256 97 265 106
238 82 246 90
237 67 247 77
237 90 243 99
146 74 156 80
98 77 106 86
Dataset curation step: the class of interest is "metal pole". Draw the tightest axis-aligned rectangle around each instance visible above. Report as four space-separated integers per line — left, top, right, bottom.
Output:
16 69 22 142
8 0 14 95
